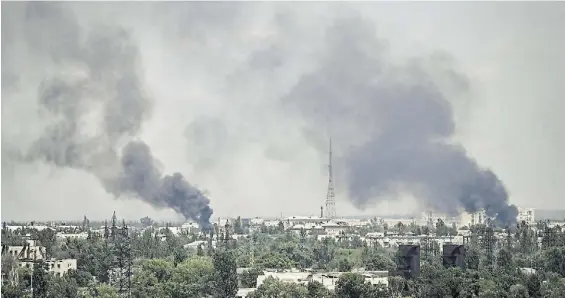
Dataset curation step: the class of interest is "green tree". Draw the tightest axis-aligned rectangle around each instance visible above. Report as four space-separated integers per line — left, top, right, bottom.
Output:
139 258 173 282
539 275 565 298
164 256 214 297
307 280 333 298
37 228 57 258
47 275 79 298
388 276 407 297
140 216 154 228
466 246 480 270
32 261 50 298
479 278 503 298
240 268 262 288
85 284 119 298
197 243 205 256
524 272 542 297
248 277 308 298
338 258 353 272
539 247 565 277
234 216 244 234
1 254 18 277
0 283 26 298
363 252 395 271
66 269 93 287
131 270 167 298
508 284 530 298
335 273 365 298
436 219 449 236
213 248 238 298
496 247 514 271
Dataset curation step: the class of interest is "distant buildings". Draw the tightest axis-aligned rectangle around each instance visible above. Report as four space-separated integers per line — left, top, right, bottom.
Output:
458 207 537 227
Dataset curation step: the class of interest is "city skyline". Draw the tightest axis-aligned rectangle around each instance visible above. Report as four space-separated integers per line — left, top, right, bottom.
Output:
3 2 565 222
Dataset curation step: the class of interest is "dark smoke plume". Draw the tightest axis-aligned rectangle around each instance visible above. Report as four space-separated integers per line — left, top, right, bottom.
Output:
4 2 213 227
119 142 213 229
282 16 518 225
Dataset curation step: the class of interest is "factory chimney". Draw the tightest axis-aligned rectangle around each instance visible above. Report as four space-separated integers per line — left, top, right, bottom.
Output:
320 206 324 218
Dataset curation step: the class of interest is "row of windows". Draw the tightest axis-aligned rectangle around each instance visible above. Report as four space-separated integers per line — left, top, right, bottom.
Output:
18 262 73 269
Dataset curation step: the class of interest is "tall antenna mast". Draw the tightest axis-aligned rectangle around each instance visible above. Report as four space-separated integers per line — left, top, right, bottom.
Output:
325 138 336 219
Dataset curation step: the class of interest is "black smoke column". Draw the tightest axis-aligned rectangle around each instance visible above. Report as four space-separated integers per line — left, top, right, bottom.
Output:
120 141 213 229
281 16 518 225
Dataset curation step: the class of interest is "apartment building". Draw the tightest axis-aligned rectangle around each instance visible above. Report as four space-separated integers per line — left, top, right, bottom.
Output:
518 208 536 226
18 259 77 277
2 241 46 261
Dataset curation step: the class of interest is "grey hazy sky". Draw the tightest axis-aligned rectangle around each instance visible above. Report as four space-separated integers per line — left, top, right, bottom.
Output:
2 2 564 221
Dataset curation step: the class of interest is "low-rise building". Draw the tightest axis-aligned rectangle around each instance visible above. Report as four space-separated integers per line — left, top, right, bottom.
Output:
254 270 389 292
322 222 350 236
56 232 88 240
364 235 464 248
2 242 46 261
17 259 78 277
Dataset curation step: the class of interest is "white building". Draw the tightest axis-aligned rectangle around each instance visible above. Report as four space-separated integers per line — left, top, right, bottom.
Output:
321 222 350 236
255 270 388 292
460 207 536 227
17 259 78 277
181 222 200 233
285 216 330 225
364 235 464 248
460 210 489 227
3 242 46 261
5 225 51 232
56 232 88 240
249 218 265 225
518 208 536 226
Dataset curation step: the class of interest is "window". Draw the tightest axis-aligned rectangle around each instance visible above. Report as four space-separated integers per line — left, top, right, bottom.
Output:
57 264 61 269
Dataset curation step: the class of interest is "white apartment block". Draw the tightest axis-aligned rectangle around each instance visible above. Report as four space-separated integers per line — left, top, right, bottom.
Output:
18 259 77 277
3 243 46 261
459 210 490 227
363 235 464 248
518 208 536 226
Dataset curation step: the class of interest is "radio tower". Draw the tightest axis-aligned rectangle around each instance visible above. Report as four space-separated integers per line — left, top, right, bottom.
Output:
325 138 336 219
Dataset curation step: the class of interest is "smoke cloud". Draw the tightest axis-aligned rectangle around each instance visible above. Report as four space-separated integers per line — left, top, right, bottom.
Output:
281 16 518 225
3 2 213 227
5 3 561 221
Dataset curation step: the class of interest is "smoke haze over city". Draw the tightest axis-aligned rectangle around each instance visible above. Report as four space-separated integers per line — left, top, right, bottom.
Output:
2 2 565 221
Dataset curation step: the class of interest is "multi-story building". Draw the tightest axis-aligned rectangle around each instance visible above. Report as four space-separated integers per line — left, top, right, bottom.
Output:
2 241 45 261
460 210 491 227
518 208 536 226
471 210 488 226
17 259 77 277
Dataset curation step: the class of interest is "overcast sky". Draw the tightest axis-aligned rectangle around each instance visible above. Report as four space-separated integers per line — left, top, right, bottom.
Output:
2 2 564 222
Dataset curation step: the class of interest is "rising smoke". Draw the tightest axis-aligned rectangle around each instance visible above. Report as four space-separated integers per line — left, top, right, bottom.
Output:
281 16 519 225
3 3 529 225
2 2 213 228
